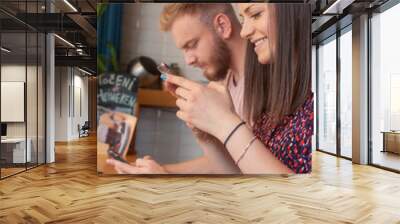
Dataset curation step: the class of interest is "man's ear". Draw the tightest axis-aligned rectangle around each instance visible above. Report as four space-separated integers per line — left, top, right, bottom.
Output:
213 13 232 40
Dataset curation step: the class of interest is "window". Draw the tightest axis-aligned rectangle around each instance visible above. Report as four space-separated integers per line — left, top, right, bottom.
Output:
370 2 400 171
339 27 352 158
0 1 47 179
317 35 337 154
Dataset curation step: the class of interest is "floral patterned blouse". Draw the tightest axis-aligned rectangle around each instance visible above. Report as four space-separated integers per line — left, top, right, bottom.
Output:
252 94 314 173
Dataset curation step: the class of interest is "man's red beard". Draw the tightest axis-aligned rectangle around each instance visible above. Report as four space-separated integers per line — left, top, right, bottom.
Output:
203 33 231 81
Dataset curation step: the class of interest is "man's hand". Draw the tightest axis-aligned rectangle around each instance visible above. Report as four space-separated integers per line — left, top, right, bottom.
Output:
106 156 168 174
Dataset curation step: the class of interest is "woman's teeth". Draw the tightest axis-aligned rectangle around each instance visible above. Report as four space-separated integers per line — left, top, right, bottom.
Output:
255 38 266 46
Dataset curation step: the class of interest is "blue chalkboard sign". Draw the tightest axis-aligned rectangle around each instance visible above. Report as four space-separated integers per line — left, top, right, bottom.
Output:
97 73 139 116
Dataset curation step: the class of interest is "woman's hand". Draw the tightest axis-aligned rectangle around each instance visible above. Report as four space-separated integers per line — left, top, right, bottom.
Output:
165 74 242 142
191 126 221 145
106 156 168 174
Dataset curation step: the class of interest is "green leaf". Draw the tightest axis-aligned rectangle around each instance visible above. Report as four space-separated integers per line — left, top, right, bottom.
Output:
107 43 119 73
97 3 108 18
97 54 107 74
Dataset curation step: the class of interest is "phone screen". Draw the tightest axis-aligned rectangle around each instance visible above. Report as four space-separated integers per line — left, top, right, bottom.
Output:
157 62 170 74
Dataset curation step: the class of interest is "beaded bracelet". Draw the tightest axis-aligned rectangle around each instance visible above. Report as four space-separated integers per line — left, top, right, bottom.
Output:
235 136 258 166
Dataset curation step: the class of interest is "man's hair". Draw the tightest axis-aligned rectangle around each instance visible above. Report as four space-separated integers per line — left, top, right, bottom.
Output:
160 3 238 32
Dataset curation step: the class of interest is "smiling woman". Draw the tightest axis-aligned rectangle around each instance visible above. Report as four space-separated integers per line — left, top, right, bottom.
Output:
237 3 313 173
239 3 311 125
239 3 276 65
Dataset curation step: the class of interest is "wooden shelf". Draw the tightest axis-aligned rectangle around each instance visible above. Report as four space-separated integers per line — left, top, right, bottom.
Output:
137 88 177 109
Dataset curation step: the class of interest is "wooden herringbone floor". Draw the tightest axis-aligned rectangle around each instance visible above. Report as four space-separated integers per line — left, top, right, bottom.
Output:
0 135 400 224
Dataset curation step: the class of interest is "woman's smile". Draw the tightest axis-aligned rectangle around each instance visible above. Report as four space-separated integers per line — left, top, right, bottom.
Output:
253 37 267 53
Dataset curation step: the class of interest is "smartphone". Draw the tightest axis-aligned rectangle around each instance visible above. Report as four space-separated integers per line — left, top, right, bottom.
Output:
157 62 170 74
158 62 170 80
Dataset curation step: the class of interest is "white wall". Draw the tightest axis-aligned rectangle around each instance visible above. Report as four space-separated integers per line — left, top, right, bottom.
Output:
120 3 206 81
72 73 89 138
54 67 89 141
55 67 69 141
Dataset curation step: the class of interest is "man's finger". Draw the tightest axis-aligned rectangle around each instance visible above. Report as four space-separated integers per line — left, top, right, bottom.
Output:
118 164 142 174
166 74 201 90
107 158 141 174
143 155 152 160
114 166 123 174
135 158 150 167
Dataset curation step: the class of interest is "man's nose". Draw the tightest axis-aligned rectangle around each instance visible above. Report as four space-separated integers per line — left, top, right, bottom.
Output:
184 54 196 66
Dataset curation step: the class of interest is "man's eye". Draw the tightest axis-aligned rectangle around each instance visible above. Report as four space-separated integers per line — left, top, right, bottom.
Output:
190 41 198 48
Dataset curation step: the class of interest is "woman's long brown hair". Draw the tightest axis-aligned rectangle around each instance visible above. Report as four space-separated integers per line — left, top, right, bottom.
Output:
243 3 311 125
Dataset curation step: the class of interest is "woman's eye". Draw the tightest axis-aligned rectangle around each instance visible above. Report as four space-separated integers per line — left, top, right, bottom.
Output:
251 12 262 20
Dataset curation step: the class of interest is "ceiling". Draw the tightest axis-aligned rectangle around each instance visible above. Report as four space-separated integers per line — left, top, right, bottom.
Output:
0 0 395 74
0 0 97 74
310 0 390 43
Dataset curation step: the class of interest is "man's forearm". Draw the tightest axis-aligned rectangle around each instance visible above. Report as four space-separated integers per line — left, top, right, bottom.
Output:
163 156 212 174
163 140 241 174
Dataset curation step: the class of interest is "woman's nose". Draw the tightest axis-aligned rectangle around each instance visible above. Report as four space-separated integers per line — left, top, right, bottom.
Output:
240 20 253 39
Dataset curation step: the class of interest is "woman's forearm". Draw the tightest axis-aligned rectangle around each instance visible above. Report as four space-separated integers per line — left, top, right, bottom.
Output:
197 138 241 174
218 115 293 174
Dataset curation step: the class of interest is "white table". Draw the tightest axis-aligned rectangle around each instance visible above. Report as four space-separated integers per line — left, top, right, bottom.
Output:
1 138 32 163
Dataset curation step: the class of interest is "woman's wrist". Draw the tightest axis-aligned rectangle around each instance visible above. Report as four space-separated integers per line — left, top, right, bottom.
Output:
216 114 243 143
